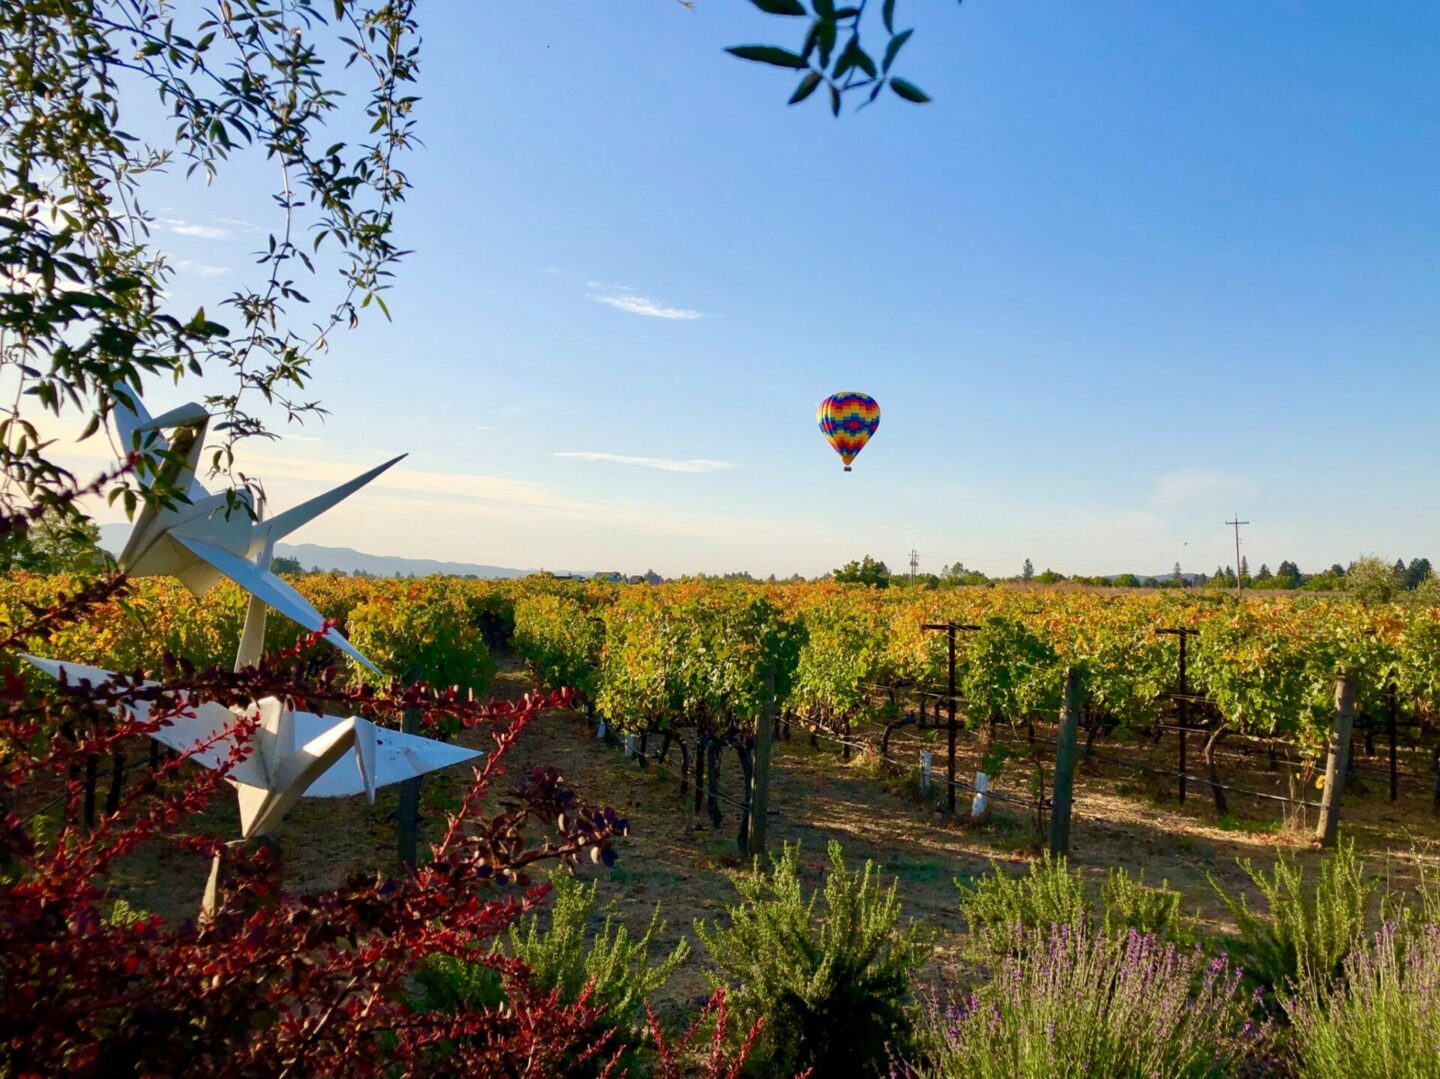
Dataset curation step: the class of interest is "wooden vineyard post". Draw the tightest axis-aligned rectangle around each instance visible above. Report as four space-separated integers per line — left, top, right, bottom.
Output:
396 667 423 867
1314 673 1356 849
105 750 125 816
693 732 706 816
749 666 775 857
1050 668 1081 858
83 754 99 830
1389 683 1399 803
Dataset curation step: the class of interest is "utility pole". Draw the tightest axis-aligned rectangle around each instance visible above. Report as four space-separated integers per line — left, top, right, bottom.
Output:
1225 515 1250 592
909 548 919 584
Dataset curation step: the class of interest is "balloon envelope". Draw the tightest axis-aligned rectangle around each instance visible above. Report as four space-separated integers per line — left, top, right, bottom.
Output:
817 392 880 471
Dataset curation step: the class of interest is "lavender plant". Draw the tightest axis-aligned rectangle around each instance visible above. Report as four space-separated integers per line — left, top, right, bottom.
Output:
1286 923 1440 1079
905 923 1267 1078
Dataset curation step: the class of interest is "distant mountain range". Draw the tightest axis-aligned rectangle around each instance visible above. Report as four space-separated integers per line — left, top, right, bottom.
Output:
97 524 589 580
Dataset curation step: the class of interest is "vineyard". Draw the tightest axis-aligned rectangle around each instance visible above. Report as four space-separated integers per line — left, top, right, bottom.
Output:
10 571 1440 845
8 572 1440 1074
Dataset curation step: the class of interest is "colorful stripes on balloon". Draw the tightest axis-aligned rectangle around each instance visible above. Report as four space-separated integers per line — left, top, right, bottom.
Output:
817 392 880 471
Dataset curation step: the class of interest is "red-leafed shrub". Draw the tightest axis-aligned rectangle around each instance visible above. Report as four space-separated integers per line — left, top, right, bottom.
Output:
0 569 648 1075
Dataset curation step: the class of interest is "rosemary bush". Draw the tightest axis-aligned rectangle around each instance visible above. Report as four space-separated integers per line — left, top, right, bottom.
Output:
957 854 1191 955
1101 867 1192 945
697 840 930 1077
415 870 687 1067
956 852 1090 948
1209 838 1373 992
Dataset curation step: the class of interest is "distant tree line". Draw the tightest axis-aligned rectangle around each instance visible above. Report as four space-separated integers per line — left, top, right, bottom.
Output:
827 553 1440 600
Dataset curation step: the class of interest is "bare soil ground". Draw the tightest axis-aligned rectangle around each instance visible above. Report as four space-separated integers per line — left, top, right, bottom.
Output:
73 653 1440 1009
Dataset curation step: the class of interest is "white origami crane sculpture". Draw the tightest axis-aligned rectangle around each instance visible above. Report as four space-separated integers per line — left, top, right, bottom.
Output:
113 395 404 674
27 657 481 838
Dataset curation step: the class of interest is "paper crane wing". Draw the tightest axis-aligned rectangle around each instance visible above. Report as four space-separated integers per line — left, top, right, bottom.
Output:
248 454 407 559
22 656 268 786
27 655 483 839
235 716 479 835
297 712 480 797
166 532 381 676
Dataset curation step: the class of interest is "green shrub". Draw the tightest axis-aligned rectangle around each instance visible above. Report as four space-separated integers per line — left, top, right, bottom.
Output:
955 852 1090 952
1209 838 1373 993
1286 923 1440 1079
908 921 1265 1078
697 840 930 1077
414 870 687 1068
1381 856 1440 937
959 857 1196 957
1101 867 1192 945
104 898 149 927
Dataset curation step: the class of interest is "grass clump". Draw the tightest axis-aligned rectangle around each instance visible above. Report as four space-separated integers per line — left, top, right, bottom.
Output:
697 840 930 1077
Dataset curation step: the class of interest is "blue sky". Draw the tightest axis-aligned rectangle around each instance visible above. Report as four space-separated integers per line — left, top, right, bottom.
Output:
58 1 1440 577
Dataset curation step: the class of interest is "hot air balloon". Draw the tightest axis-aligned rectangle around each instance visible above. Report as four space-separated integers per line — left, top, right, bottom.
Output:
818 392 880 472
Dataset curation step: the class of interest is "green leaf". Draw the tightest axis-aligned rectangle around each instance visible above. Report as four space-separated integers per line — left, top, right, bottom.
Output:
889 78 931 103
813 0 836 16
818 18 838 66
883 0 896 33
802 20 821 61
726 45 810 69
748 0 807 13
830 84 842 117
833 36 875 81
882 28 913 74
789 71 823 104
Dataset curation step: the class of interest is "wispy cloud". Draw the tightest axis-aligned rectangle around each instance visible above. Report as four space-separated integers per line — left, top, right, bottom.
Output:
174 258 230 277
161 218 231 240
1150 469 1255 510
554 451 734 473
588 285 704 321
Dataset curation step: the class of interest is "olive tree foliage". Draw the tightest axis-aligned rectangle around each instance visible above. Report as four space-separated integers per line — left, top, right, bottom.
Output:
727 0 962 113
0 0 419 523
1345 556 1402 607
